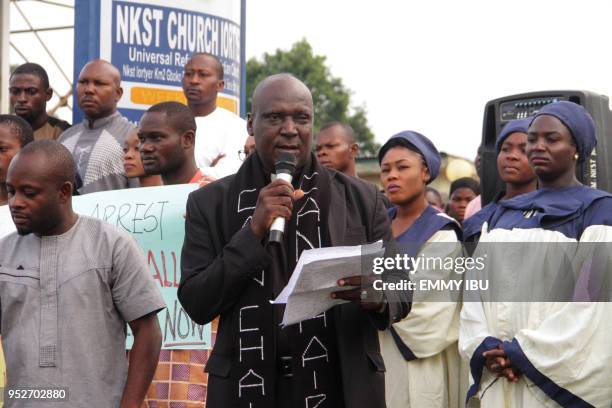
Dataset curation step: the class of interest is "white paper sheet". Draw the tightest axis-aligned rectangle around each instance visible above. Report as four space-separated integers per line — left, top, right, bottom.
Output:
273 241 384 326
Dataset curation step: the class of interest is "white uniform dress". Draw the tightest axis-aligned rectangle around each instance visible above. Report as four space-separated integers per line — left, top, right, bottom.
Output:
459 185 612 407
380 205 468 408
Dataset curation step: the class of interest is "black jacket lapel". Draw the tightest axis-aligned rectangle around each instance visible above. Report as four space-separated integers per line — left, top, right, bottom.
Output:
327 174 346 246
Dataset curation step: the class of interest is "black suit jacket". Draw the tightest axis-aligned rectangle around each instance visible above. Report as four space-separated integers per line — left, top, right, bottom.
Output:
179 167 411 408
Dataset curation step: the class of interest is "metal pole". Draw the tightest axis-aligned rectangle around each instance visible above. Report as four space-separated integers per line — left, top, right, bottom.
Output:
0 0 10 114
11 25 74 35
33 0 74 9
240 0 246 118
13 1 72 86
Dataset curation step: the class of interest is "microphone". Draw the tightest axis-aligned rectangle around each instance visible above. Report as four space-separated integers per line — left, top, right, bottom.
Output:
269 152 297 243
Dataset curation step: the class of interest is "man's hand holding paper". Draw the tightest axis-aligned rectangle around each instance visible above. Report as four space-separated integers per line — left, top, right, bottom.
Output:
273 242 387 325
333 275 385 311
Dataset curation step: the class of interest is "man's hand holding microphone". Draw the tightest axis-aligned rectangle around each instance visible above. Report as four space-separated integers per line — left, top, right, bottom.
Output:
249 152 384 311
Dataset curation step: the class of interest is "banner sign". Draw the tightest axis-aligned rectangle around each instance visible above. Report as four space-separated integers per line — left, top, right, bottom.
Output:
72 184 206 349
74 0 246 123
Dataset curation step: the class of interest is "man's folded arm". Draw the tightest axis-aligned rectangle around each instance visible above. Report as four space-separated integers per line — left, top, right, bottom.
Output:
178 193 272 324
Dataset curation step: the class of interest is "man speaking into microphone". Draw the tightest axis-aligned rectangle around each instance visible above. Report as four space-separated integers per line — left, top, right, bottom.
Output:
178 74 410 408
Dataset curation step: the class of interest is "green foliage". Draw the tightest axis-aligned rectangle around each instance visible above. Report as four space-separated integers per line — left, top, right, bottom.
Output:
246 39 380 156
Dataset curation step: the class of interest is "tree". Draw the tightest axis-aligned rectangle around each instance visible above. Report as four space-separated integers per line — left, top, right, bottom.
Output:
246 39 380 156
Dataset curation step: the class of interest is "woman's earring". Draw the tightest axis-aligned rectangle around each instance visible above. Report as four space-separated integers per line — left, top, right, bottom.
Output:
574 153 579 161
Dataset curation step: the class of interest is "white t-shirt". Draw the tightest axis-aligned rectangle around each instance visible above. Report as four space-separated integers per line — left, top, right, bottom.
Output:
194 107 249 179
0 205 15 239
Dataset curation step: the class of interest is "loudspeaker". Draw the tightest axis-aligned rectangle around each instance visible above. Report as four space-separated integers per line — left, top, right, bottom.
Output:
481 90 612 205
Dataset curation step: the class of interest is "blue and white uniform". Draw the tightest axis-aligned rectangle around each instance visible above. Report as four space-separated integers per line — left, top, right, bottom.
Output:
459 185 612 407
381 205 466 408
463 192 503 244
377 130 467 408
463 117 533 244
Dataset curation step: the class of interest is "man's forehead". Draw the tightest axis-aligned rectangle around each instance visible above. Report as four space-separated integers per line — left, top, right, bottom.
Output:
139 112 181 137
259 96 313 111
10 73 43 87
255 91 313 116
318 125 348 139
80 62 119 81
8 152 48 178
316 131 340 143
186 55 216 69
253 76 312 109
142 110 166 121
140 111 168 127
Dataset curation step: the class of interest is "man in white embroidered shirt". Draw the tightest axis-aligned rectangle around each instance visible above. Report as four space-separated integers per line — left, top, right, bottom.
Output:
0 140 166 407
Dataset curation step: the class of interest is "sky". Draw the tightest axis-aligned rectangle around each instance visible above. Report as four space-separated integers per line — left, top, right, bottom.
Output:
7 0 612 159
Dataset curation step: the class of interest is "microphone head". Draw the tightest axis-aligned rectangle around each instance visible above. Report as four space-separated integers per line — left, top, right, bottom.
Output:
275 152 297 174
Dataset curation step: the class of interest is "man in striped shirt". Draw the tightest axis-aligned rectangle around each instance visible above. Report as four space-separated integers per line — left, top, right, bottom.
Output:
59 60 136 194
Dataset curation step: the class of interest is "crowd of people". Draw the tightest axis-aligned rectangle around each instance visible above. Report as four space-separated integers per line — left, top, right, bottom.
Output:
0 52 611 408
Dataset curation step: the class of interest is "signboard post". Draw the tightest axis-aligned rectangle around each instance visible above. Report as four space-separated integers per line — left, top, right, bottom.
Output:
0 0 10 114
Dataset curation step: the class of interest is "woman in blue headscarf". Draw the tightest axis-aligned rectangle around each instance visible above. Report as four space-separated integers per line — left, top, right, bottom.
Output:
463 118 537 244
459 101 612 407
377 131 466 408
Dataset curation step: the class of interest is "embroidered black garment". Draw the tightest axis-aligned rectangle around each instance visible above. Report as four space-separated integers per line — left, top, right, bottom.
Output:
226 153 344 408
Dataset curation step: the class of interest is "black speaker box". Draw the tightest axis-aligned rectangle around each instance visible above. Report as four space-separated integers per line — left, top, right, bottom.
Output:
481 90 612 205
